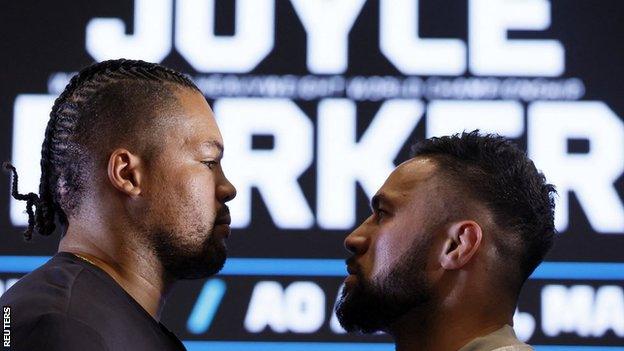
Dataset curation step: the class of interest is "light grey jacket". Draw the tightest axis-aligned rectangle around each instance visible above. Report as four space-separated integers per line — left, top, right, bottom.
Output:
458 325 533 351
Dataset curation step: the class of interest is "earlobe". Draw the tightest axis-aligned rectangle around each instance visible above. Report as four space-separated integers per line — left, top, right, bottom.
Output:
439 221 483 270
107 149 143 197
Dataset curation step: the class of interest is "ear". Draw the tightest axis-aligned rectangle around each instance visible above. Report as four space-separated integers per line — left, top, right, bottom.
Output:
439 220 483 270
107 148 143 197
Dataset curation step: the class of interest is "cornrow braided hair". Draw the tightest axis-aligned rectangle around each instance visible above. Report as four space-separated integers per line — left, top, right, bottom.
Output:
5 59 199 241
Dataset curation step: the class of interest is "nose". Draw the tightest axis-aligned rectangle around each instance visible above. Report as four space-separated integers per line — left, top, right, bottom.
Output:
217 171 237 203
344 223 369 255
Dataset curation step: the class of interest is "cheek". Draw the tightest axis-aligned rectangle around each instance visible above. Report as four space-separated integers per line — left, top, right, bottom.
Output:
182 171 218 214
150 167 218 222
368 222 414 279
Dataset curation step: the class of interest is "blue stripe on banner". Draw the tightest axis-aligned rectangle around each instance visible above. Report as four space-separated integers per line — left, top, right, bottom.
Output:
529 262 624 280
0 256 624 280
0 255 49 272
183 341 394 351
220 258 345 276
182 342 624 351
535 347 624 351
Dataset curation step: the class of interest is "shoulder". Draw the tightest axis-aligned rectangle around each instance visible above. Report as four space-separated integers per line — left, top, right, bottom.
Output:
491 347 533 351
0 255 86 316
459 325 533 351
9 312 109 351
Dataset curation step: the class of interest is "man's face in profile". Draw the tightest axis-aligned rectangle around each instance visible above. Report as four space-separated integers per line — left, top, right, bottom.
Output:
135 88 236 280
336 158 447 333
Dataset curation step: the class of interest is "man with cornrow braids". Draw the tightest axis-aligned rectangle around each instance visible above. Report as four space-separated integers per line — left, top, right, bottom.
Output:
1 59 236 350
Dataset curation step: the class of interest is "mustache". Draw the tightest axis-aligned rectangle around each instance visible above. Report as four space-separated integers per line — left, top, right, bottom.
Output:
217 206 230 218
346 256 361 275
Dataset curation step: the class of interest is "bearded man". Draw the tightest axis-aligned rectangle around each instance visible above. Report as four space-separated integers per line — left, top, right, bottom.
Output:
1 59 236 350
336 131 555 351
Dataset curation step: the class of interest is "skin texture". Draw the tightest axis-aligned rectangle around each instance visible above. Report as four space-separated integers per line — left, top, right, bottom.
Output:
338 157 516 351
58 88 236 320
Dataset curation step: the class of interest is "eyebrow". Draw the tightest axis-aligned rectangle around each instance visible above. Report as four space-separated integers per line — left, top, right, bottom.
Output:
201 140 224 159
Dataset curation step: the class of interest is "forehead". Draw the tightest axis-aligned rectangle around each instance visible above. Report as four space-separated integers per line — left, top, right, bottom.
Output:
376 157 443 205
164 88 222 149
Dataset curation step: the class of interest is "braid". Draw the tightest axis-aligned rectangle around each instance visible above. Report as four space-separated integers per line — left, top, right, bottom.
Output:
7 59 199 240
3 163 39 241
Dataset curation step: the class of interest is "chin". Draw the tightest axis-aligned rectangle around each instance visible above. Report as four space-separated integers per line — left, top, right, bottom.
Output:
152 226 227 280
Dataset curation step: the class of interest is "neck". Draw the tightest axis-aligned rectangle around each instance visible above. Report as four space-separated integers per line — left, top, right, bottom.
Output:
58 222 174 321
389 298 514 351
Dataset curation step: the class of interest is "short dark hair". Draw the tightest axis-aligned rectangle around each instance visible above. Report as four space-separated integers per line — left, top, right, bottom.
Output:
5 59 200 240
410 130 556 291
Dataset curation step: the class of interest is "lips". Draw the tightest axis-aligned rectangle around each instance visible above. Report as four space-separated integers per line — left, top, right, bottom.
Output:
214 215 231 225
214 207 231 225
344 259 361 288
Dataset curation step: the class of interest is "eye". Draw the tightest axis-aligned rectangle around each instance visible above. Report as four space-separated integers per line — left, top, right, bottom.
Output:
375 208 387 222
201 161 218 170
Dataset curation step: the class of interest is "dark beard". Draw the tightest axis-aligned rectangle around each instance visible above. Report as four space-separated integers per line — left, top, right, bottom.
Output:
335 235 433 334
151 226 226 280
